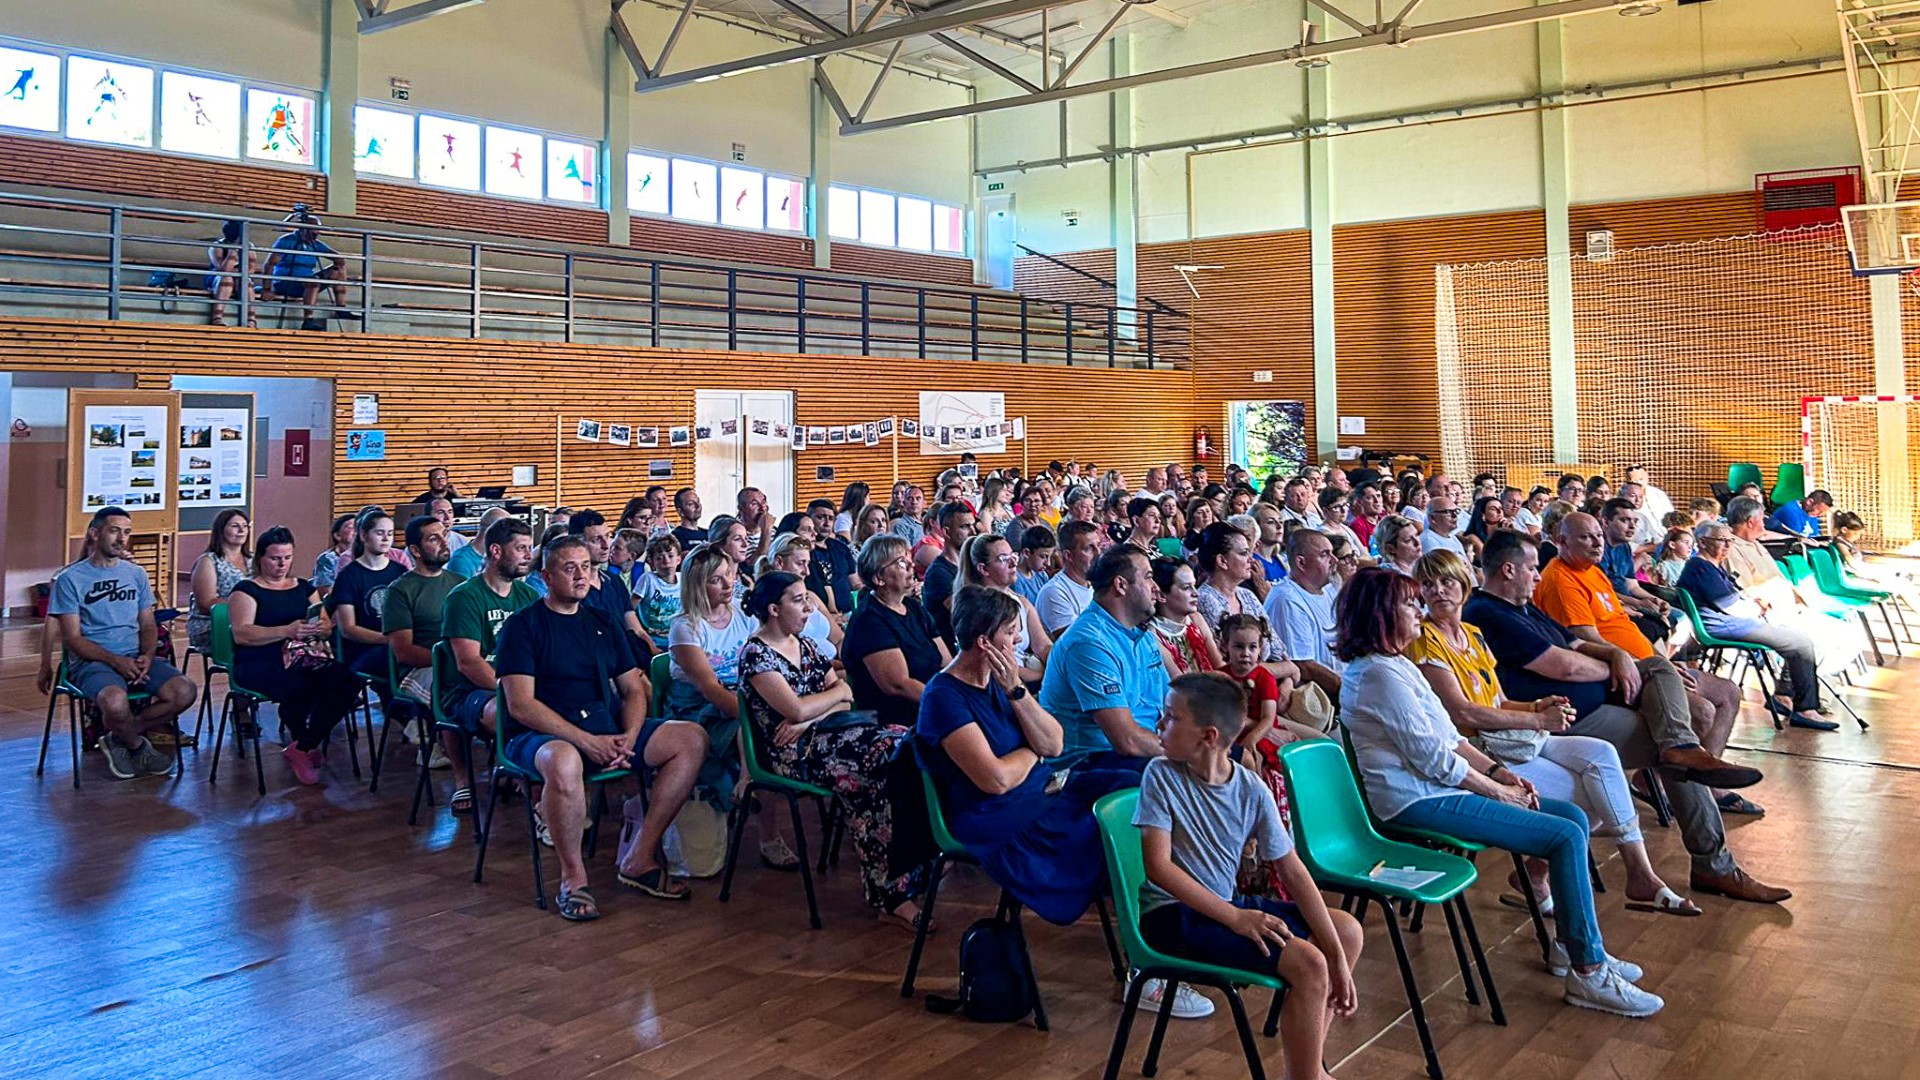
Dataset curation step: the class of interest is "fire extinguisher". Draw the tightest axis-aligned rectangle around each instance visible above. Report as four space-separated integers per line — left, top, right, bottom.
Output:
1194 426 1213 460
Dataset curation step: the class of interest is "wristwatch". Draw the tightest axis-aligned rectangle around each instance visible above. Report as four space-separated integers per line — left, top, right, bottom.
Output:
1008 685 1029 700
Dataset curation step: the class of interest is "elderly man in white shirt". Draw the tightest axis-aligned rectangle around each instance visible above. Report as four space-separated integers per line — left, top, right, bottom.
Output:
1419 495 1467 557
1264 528 1344 694
1624 465 1674 524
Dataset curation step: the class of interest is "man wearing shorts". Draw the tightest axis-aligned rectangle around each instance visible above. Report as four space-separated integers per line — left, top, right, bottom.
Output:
438 516 537 814
494 534 705 919
52 507 197 779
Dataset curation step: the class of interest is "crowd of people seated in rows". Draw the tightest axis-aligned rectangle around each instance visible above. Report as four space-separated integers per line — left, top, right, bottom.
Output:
43 452 1917 1057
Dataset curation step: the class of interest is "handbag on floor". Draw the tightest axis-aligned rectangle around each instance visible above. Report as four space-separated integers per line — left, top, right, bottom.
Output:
662 798 728 878
925 916 1037 1024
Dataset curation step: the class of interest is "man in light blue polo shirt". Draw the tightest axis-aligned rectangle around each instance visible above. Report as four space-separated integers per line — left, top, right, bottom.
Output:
1038 544 1166 768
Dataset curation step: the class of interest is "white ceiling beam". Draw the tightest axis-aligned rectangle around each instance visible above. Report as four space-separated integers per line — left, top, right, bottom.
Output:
356 0 484 34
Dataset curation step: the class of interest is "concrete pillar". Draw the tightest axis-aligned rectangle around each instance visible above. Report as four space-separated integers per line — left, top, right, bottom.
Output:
1539 21 1578 462
605 32 631 247
322 0 358 216
810 73 833 271
1110 34 1138 335
1307 11 1337 463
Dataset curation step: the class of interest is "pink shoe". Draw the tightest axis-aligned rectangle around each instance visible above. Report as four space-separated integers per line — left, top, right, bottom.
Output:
283 744 321 785
306 745 328 772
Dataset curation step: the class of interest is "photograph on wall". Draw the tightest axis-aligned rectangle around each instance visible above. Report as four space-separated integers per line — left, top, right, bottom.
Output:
670 426 690 447
81 403 170 514
919 390 1006 455
636 427 660 448
1229 400 1308 481
842 425 862 442
827 428 846 445
750 419 770 437
694 424 713 441
719 418 738 436
607 424 632 447
790 427 804 450
178 407 250 508
863 423 878 447
901 419 918 438
877 418 895 437
575 418 602 442
807 426 827 445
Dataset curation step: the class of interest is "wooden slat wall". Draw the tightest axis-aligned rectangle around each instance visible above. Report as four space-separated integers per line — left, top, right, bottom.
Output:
1154 233 1315 440
0 133 325 212
357 181 609 247
1013 250 1119 307
0 317 1195 519
632 217 814 269
830 244 974 286
1568 191 1758 249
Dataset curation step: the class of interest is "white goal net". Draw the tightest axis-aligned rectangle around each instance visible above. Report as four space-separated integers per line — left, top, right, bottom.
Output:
1805 395 1919 548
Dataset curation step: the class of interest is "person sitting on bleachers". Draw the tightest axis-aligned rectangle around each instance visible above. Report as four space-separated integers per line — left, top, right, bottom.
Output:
1038 545 1168 768
204 219 257 328
227 526 361 786
260 205 361 331
52 507 197 779
448 507 508 579
1036 520 1101 639
739 571 931 931
1337 565 1664 1016
669 487 707 550
384 514 466 774
311 513 356 599
438 515 537 817
495 534 706 916
1465 530 1785 906
1767 489 1833 539
327 508 407 702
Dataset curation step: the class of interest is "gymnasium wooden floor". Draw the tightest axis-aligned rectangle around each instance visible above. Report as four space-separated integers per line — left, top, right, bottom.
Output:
2 623 1917 1080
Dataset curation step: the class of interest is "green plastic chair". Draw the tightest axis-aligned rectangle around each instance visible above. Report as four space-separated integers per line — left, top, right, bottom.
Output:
715 690 838 929
1778 554 1884 666
36 652 158 788
470 682 632 911
649 651 671 719
1335 724 1550 964
207 603 272 795
1673 589 1785 728
1808 546 1904 652
1093 789 1286 1080
1770 463 1805 505
1280 741 1503 1080
410 640 494 831
368 634 430 792
1727 462 1763 495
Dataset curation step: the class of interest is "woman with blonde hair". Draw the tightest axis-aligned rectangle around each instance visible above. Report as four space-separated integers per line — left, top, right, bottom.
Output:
1375 514 1424 577
852 503 892 550
958 533 1049 683
758 532 844 659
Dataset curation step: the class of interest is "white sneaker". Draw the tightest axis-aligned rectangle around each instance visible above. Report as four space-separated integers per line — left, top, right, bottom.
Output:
1141 978 1215 1019
1564 965 1664 1018
1549 940 1644 981
428 743 452 770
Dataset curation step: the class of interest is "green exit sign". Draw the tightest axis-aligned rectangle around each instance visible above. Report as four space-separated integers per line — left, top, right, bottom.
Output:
986 182 1005 191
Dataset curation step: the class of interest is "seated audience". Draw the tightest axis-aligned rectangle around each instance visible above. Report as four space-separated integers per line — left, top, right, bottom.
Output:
1624 465 1675 523
448 507 509 578
1135 670 1363 1074
1037 520 1102 638
1337 567 1664 1016
1464 494 1508 551
227 526 361 786
666 545 759 815
853 503 893 550
187 508 251 654
633 535 684 650
1150 557 1223 676
1193 522 1285 664
1183 498 1219 554
1767 489 1833 539
1536 499 1577 567
834 481 871 540
496 534 707 916
1250 504 1288 586
1156 494 1187 557
428 498 470 556
1587 475 1614 505
1328 533 1363 587
670 487 707 550
760 532 844 660
565 510 651 654
1722 497 1870 672
53 507 198 778
1556 473 1586 507
735 487 775 562
1013 525 1057 606
1348 482 1387 553
1653 527 1693 588
1264 529 1345 693
1411 550 1696 914
1375 514 1424 577
1514 486 1550 537
311 513 357 597
384 514 466 772
804 498 859 613
1037 545 1168 765
1318 487 1367 564
1278 477 1324 529
204 218 258 328
1614 482 1662 553
843 534 952 728
328 508 407 698
922 501 978 647
958 533 1051 684
1595 501 1675 646
890 485 930 547
1831 510 1920 606
1398 478 1429 526
1464 530 1785 905
740 572 931 930
261 206 360 330
916 586 1143 929
438 516 539 815
618 495 655 540
1420 495 1467 557
1124 497 1163 557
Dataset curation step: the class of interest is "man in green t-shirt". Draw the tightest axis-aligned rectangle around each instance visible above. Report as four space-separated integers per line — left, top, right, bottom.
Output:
386 515 466 768
436 515 539 813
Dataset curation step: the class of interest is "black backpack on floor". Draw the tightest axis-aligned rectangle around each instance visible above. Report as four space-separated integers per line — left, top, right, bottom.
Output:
925 916 1035 1023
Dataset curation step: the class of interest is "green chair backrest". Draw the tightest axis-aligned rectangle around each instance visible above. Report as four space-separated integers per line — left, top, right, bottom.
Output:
1770 462 1805 505
1674 587 1746 651
649 651 671 718
734 689 833 797
1727 462 1763 494
918 763 967 855
1276 740 1386 876
431 640 456 725
1154 537 1184 559
389 636 418 705
210 602 237 670
1778 554 1812 586
1091 789 1287 992
1809 545 1889 600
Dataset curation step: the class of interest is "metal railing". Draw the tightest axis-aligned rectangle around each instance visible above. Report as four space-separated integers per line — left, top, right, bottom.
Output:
0 190 1190 369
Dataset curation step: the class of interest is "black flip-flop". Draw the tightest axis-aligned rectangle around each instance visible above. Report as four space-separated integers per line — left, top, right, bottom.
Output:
618 867 691 900
556 884 600 922
1717 792 1766 816
449 786 474 816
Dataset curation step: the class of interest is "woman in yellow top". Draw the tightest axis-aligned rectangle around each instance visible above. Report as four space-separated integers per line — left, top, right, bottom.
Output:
1406 549 1698 918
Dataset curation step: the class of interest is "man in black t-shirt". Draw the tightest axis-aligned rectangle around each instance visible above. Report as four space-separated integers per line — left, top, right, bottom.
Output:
669 487 708 550
494 535 707 918
922 500 977 649
805 498 857 612
413 466 458 505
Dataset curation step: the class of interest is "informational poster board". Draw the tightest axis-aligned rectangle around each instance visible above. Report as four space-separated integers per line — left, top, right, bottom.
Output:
918 390 1006 456
175 391 254 533
81 402 171 514
65 389 179 539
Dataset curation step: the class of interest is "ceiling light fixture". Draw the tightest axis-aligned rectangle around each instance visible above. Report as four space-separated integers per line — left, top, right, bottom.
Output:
1617 2 1661 15
1295 20 1328 68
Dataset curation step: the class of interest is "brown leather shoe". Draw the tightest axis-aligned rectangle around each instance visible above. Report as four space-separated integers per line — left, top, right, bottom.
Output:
1659 746 1763 790
1690 866 1791 904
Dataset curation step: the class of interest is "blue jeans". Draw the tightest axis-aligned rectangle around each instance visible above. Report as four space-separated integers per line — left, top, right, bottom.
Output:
1391 793 1603 967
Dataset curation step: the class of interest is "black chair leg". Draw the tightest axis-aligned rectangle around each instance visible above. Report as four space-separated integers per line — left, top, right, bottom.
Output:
1859 612 1885 666
1141 976 1178 1077
787 793 823 930
343 705 362 779
1103 974 1147 1080
1409 899 1427 933
1001 897 1047 1031
1439 892 1481 1006
68 699 82 789
717 784 754 904
249 705 266 796
1097 898 1127 983
1589 850 1606 893
1223 988 1268 1080
209 697 229 783
367 701 400 793
1455 895 1506 1026
1262 986 1285 1037
525 785 548 910
1378 893 1444 1080
900 852 948 997
472 768 503 883
1511 852 1552 964
409 728 435 826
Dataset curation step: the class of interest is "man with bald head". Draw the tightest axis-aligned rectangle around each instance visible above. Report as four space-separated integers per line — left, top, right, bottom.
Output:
448 506 508 578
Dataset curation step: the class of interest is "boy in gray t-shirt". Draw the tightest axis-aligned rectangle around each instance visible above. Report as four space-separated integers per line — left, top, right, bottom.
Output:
1133 672 1363 1076
48 508 196 778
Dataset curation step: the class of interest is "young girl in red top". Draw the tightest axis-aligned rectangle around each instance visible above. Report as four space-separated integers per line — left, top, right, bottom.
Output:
1217 613 1323 900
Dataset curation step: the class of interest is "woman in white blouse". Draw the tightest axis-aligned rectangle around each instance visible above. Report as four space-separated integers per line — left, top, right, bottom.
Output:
1336 567 1664 1019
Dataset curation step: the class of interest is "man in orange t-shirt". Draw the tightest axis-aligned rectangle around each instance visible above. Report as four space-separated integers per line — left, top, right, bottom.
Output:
1539 512 1759 814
